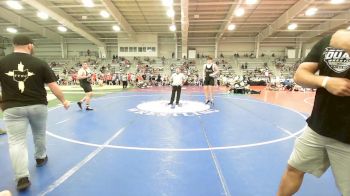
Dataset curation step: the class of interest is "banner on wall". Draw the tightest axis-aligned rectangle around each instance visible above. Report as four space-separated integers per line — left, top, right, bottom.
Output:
98 47 106 59
188 49 196 59
286 49 296 59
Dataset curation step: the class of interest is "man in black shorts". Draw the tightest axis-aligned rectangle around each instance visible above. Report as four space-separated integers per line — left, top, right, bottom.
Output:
277 29 350 195
203 57 219 104
77 62 93 110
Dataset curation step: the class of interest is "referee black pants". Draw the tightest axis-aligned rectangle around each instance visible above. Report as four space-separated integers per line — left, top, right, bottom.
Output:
170 85 181 104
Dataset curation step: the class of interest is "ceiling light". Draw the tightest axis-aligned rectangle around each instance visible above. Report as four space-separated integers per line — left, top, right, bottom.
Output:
246 0 258 5
100 10 110 18
162 0 173 7
305 7 318 16
57 26 67 32
287 23 298 30
331 0 345 4
167 9 175 18
169 24 176 32
235 8 245 17
113 25 121 32
82 0 94 7
228 24 236 31
6 1 23 10
6 27 17 33
347 26 350 30
37 11 49 20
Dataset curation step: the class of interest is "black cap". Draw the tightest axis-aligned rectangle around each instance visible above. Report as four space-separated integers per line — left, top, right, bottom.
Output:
12 35 34 45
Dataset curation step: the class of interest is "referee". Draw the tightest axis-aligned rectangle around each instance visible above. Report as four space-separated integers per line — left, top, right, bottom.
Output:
168 68 186 106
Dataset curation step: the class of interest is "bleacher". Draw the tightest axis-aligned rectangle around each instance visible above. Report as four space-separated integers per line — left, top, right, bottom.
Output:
46 52 302 87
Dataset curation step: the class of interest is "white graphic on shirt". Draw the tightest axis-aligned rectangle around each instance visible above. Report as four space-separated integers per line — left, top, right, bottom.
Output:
323 47 350 73
5 62 35 93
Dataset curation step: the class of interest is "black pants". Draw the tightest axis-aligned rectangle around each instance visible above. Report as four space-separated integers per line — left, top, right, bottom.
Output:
122 81 128 88
170 85 181 104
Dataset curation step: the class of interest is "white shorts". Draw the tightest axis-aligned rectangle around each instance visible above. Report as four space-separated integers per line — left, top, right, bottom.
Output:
288 126 350 195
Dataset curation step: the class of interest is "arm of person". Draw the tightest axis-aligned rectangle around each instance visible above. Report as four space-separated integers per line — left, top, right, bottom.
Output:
202 64 206 78
77 69 90 80
330 29 350 54
77 74 90 80
210 64 220 77
182 74 187 85
294 62 350 96
47 82 70 109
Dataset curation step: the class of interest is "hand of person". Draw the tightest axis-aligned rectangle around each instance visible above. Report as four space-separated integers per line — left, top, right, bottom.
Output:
325 77 350 96
209 73 215 77
62 100 70 110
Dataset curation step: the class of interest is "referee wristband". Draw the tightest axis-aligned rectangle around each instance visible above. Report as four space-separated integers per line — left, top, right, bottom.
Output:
321 76 330 88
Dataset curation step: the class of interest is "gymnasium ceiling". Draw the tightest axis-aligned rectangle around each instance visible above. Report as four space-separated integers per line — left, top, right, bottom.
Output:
0 0 349 48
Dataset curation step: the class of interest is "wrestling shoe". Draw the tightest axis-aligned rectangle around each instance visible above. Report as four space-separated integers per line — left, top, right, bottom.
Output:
77 102 82 110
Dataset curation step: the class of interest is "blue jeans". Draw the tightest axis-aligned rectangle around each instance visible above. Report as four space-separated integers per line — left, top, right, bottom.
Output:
4 104 48 180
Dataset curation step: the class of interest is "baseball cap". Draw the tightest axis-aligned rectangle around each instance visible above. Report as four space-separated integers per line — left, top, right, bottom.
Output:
12 35 34 45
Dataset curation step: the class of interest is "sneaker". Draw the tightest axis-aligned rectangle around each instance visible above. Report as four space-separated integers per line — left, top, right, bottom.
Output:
168 103 173 105
77 102 82 110
17 177 31 191
36 156 48 167
86 107 94 111
205 100 210 104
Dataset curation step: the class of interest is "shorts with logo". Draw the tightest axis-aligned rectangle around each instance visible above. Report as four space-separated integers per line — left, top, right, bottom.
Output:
288 126 350 195
79 81 92 93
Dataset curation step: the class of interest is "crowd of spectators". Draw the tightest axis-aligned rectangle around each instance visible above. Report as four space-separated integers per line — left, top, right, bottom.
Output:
47 54 304 93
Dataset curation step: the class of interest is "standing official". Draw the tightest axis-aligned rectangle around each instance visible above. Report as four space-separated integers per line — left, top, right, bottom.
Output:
168 68 186 106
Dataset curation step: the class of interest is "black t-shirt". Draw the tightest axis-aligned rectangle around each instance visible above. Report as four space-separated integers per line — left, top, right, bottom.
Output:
0 53 57 111
304 34 350 144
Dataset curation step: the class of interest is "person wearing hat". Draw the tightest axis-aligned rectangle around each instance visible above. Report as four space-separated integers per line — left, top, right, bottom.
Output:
0 35 70 191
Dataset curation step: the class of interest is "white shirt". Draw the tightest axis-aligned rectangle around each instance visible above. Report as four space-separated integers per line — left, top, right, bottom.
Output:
78 68 91 80
171 73 186 86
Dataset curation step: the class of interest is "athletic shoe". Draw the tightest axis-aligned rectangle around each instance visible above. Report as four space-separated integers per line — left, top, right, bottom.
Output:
77 102 82 110
205 100 210 104
168 103 173 105
86 107 94 111
17 177 31 191
36 156 48 167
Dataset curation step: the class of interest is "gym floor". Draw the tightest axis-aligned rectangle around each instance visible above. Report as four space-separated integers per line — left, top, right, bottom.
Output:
0 86 340 196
